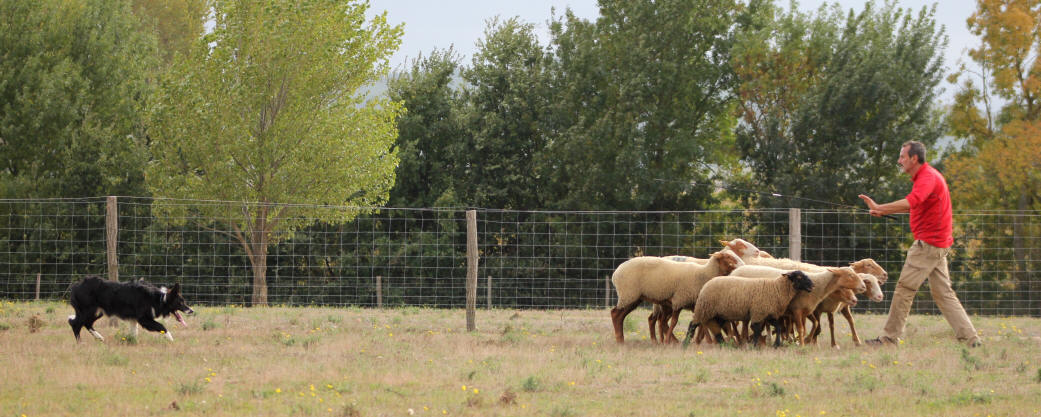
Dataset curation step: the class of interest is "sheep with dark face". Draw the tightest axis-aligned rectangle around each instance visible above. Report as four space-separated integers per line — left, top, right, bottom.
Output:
609 251 743 344
684 271 815 348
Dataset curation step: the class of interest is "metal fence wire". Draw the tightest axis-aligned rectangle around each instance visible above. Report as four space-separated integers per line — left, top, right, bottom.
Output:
1 197 1038 316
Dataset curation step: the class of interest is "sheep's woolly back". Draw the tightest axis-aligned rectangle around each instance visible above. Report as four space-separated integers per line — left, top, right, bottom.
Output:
730 264 788 279
611 252 742 308
747 256 826 272
692 275 798 325
788 267 863 314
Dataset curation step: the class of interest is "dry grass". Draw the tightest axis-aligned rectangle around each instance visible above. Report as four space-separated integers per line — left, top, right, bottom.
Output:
1 300 1039 416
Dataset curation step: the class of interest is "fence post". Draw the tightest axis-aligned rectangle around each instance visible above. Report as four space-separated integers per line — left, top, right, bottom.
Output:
789 208 801 262
376 275 382 309
605 275 611 309
466 210 478 331
106 196 119 282
35 273 41 301
486 275 492 310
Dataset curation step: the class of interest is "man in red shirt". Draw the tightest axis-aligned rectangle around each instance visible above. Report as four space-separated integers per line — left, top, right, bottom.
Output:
858 141 981 347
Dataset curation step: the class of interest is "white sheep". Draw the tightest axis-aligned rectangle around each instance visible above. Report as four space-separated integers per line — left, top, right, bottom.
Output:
729 265 865 346
609 250 744 344
808 273 884 348
683 271 816 348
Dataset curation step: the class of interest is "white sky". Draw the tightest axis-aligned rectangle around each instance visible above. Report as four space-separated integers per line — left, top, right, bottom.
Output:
368 0 980 104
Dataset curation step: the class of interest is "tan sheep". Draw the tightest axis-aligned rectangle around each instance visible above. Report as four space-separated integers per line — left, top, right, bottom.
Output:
647 239 767 342
609 251 744 344
808 273 885 348
683 271 815 348
730 265 865 346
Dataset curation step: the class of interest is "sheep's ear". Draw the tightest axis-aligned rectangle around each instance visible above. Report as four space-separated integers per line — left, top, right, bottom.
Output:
719 239 729 247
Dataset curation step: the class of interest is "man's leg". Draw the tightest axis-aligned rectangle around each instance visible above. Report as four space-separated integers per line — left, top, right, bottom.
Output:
881 241 933 341
926 252 981 345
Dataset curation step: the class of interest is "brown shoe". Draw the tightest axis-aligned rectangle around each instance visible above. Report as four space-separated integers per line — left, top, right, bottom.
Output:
864 336 897 346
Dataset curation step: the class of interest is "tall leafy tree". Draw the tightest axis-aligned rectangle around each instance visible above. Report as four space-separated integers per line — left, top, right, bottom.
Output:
386 49 467 208
0 0 156 197
129 0 208 65
945 0 1040 302
946 0 1040 210
541 0 747 211
733 0 948 209
458 17 549 210
147 0 404 305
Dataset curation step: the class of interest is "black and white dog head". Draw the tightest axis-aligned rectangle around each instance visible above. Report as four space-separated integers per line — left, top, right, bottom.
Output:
158 283 194 327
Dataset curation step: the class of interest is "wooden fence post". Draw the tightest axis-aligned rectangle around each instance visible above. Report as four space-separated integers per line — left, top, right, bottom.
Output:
605 275 611 309
376 275 383 309
35 273 41 301
106 196 119 327
486 275 492 310
789 208 802 262
466 210 478 331
106 196 119 282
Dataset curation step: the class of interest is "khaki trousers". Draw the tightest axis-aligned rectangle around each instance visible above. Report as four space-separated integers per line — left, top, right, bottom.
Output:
883 240 980 343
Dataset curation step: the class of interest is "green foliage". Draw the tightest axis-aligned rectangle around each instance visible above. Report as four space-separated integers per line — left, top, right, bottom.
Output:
387 49 467 208
146 0 405 305
521 375 542 392
733 0 948 210
459 17 550 210
541 0 745 211
0 0 155 198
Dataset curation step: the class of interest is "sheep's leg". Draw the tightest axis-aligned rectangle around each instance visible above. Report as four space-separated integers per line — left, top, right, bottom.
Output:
827 311 839 349
794 311 809 346
807 312 822 346
647 305 661 343
610 300 641 344
657 302 674 344
771 319 786 347
682 320 700 348
839 304 861 346
664 309 683 344
749 322 764 348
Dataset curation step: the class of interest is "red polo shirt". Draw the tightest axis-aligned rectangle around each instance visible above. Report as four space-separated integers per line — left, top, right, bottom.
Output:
906 162 953 248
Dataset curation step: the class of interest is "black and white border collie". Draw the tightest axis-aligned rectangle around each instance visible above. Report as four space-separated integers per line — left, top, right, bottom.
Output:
68 276 194 342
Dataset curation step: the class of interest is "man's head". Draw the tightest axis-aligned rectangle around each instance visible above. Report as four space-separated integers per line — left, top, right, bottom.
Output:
899 141 926 175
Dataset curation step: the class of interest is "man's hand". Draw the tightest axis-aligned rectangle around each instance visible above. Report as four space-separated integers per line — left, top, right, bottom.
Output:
858 194 882 217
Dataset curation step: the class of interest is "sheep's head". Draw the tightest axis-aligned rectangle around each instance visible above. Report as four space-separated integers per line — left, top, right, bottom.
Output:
828 267 866 293
858 273 884 302
784 270 814 293
850 258 888 284
711 250 744 275
836 288 858 306
719 238 760 261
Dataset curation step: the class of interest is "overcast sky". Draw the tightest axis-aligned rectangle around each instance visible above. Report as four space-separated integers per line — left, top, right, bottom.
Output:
368 0 979 104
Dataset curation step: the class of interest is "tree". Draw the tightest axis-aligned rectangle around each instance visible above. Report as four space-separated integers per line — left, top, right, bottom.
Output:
147 0 404 305
945 0 1040 311
946 0 1040 210
129 0 208 65
0 0 156 198
733 0 948 209
386 49 467 208
458 17 550 210
540 0 747 211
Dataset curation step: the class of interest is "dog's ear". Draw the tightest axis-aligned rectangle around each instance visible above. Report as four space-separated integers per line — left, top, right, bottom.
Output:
170 283 181 295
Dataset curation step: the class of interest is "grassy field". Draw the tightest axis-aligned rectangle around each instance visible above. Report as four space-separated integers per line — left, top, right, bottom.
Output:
1 300 1040 417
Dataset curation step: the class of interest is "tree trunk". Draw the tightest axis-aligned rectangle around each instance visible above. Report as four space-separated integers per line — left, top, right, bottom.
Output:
248 205 270 306
250 242 269 306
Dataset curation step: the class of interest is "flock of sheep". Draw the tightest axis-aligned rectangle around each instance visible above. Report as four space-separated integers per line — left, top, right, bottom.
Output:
610 239 888 348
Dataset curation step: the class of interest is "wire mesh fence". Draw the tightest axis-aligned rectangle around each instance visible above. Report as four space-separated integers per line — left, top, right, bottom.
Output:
1 197 1038 316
